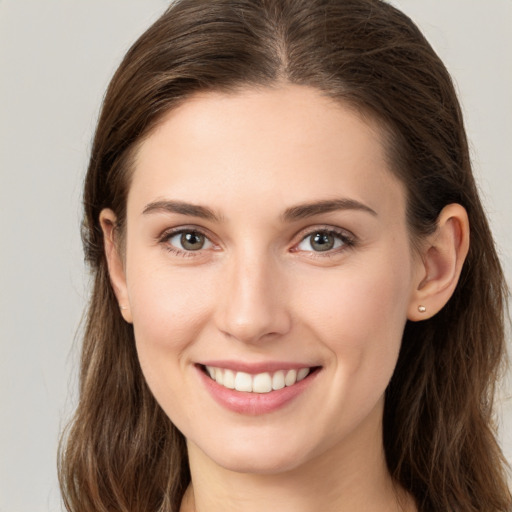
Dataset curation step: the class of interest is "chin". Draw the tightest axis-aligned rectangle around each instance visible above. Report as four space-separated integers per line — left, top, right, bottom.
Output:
212 448 308 475
189 426 320 476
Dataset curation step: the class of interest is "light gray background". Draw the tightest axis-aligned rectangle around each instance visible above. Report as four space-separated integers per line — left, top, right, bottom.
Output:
0 1 510 511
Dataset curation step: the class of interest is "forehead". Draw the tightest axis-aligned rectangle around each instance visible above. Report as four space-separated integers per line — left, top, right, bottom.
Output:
128 85 404 219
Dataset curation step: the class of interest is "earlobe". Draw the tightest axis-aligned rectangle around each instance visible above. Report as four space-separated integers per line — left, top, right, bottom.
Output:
99 209 133 323
408 204 470 321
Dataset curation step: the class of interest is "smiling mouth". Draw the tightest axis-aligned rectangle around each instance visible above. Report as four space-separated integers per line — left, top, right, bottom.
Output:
200 365 320 394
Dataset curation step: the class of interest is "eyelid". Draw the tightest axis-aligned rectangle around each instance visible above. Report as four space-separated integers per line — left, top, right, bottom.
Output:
157 225 218 255
156 223 356 258
291 225 357 254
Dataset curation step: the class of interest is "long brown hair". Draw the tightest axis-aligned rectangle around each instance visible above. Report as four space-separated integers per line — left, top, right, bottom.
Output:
59 1 511 510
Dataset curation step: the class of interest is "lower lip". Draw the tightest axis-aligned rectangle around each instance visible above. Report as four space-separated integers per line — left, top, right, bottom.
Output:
196 366 319 415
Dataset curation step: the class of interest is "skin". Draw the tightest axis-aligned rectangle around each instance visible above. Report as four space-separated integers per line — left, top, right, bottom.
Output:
101 85 469 512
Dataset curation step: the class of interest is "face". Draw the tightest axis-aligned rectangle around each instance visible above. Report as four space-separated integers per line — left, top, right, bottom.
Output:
107 85 424 474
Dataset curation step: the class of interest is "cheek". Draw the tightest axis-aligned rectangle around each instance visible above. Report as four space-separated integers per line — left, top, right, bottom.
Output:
125 261 220 429
303 260 409 332
126 259 217 384
297 248 413 383
292 252 413 438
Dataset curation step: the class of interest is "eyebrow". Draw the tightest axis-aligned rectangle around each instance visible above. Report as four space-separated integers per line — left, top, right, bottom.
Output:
142 197 377 222
282 198 377 221
142 200 221 221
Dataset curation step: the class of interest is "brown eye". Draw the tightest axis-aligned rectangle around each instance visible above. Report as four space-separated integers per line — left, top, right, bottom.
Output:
180 231 206 250
310 232 335 251
166 230 213 252
297 230 350 253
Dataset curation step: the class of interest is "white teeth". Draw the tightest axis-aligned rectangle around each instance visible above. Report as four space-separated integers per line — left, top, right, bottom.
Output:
285 369 297 386
223 369 235 389
234 371 253 392
252 373 272 393
297 368 309 381
214 368 224 386
205 366 312 393
272 370 285 390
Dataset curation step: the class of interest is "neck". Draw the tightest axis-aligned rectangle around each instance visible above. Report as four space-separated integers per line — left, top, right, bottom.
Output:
180 402 416 512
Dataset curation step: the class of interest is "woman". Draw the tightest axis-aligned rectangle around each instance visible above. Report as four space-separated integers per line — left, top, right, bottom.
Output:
58 0 511 510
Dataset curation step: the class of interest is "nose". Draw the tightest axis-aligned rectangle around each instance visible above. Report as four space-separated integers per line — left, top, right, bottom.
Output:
214 251 292 344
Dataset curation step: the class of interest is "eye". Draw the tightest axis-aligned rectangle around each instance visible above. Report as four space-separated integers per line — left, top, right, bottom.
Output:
165 229 213 252
296 229 352 253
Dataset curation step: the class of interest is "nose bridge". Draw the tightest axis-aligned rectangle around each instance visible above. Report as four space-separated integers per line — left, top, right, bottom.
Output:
216 245 291 344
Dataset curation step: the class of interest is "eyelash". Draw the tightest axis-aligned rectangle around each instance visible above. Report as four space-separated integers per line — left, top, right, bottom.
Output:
158 225 356 258
294 226 356 258
158 227 214 258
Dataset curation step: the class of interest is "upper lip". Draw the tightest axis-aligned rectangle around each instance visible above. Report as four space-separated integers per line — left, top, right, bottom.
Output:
197 360 320 374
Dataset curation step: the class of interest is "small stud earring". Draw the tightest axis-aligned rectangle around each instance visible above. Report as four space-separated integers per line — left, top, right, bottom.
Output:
119 305 128 311
418 305 426 313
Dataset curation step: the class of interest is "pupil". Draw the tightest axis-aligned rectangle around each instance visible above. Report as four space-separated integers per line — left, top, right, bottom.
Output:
312 232 334 251
181 232 204 250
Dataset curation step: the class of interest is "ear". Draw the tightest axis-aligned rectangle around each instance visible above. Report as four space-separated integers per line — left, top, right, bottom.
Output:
408 203 470 321
99 208 133 323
